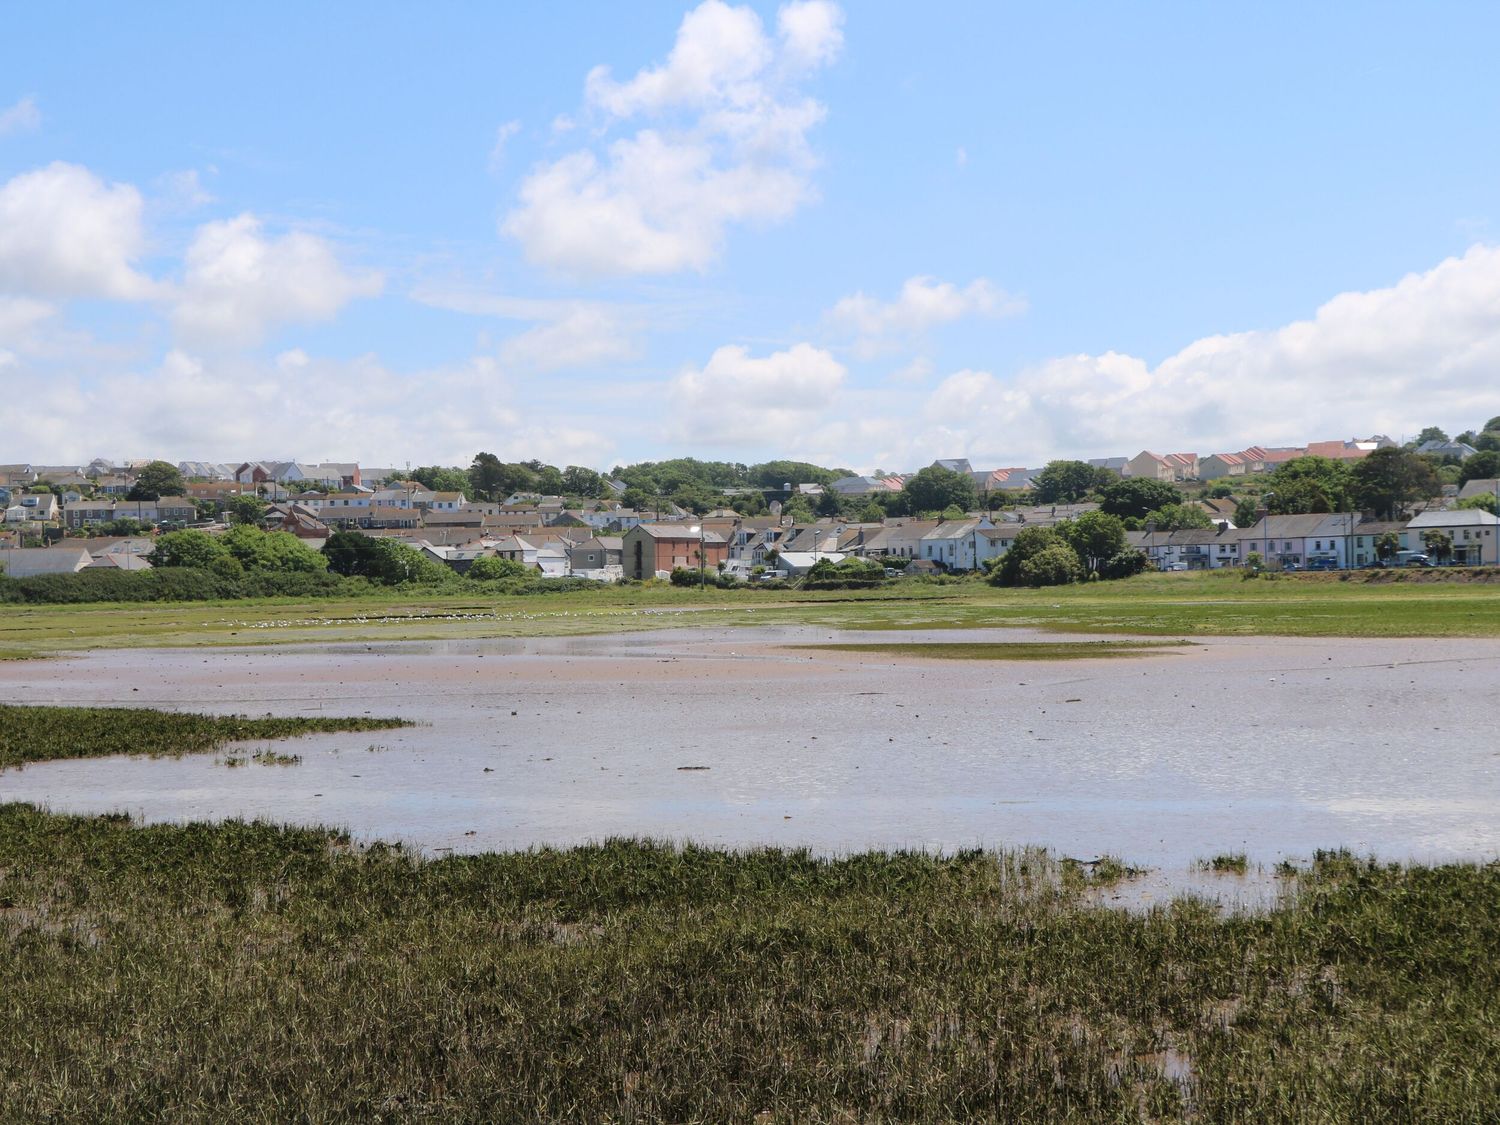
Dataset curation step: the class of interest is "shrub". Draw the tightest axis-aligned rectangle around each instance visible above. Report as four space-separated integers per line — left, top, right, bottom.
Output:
1018 544 1082 587
466 556 531 581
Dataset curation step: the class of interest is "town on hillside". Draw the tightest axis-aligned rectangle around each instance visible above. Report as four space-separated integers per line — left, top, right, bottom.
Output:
2 423 1499 584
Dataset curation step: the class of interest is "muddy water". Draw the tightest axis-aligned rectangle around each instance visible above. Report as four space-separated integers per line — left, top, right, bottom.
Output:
2 626 1498 877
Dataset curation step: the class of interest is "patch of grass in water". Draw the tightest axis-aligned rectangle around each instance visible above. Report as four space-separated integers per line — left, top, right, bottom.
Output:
0 812 1495 1121
1198 853 1251 875
798 640 1188 660
0 704 410 771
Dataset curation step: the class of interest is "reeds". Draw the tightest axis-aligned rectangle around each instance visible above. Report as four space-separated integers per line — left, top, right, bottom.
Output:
0 704 410 770
0 808 1494 1122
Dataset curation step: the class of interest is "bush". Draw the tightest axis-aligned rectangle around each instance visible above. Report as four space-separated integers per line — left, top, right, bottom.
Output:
1098 550 1148 580
1018 544 1083 587
466 556 531 581
0 567 229 604
803 556 887 589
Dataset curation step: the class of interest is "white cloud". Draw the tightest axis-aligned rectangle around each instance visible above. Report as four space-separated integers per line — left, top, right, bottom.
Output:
0 295 55 346
172 214 384 348
158 168 216 209
499 307 638 371
888 355 935 383
828 275 1025 357
0 162 157 300
777 0 844 70
12 347 615 469
502 0 842 277
409 284 640 372
670 341 845 443
488 120 521 175
916 243 1500 464
0 95 40 136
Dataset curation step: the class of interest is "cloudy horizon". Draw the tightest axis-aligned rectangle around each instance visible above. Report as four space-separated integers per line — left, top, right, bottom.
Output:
3 2 1498 471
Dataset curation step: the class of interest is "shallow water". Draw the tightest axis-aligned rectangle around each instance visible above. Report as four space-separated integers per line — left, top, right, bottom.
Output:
3 626 1498 880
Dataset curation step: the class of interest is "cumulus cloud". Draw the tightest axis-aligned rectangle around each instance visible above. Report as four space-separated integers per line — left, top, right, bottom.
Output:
916 244 1500 464
409 283 640 372
172 214 384 348
12 347 615 468
670 341 845 443
0 295 55 345
0 95 41 136
828 276 1026 357
0 162 157 300
499 307 638 371
503 0 842 277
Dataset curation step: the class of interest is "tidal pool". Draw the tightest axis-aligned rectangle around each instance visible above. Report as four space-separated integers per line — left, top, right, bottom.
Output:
2 626 1498 879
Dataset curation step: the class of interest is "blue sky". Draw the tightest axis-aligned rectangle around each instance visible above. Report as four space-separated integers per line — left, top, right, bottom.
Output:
2 1 1498 471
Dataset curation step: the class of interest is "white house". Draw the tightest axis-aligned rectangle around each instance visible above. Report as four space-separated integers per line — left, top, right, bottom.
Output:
918 518 994 570
1405 509 1500 565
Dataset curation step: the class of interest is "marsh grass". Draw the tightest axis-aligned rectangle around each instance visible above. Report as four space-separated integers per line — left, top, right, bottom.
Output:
0 704 410 771
0 809 1495 1122
799 640 1186 661
1198 853 1251 875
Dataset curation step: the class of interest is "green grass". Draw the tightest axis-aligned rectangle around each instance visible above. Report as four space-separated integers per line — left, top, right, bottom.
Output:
0 808 1495 1121
1198 853 1251 875
0 704 411 771
798 639 1187 660
1 571 1497 659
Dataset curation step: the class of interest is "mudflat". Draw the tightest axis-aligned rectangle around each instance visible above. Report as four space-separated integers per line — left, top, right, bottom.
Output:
3 625 1496 876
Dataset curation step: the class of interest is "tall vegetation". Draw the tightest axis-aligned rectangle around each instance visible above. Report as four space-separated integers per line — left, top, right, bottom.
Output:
0 806 1494 1120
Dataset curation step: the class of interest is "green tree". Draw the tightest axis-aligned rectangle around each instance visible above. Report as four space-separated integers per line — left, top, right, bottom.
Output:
1455 493 1498 515
411 466 473 496
97 518 150 537
560 466 605 498
466 556 531 580
126 461 186 501
322 530 448 584
1018 544 1082 587
1059 511 1128 575
468 453 534 501
1098 478 1180 520
1350 447 1440 520
781 496 815 523
988 526 1067 587
1414 426 1449 445
1031 460 1108 504
1457 450 1500 485
148 529 226 570
902 466 976 515
1232 497 1261 528
857 501 885 523
227 494 269 526
746 460 847 489
222 526 328 572
1142 503 1214 531
1375 531 1401 562
1267 456 1350 512
1421 529 1453 563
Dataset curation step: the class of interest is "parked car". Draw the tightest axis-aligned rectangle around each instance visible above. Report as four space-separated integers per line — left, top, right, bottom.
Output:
1307 557 1338 571
1403 555 1436 568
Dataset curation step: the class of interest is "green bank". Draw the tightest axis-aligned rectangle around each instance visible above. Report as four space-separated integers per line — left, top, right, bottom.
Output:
2 571 1498 658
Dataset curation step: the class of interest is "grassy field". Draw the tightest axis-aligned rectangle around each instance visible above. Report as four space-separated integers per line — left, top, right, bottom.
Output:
0 805 1495 1121
1 571 1498 658
0 704 410 771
